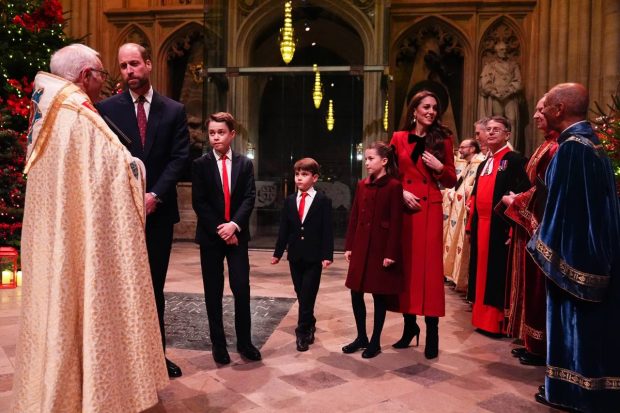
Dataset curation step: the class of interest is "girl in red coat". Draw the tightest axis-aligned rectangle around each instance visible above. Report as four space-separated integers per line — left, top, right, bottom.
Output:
342 142 403 359
388 90 457 359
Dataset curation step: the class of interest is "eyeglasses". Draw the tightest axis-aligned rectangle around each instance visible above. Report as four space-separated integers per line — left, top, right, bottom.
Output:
459 145 473 149
89 68 109 80
486 127 508 134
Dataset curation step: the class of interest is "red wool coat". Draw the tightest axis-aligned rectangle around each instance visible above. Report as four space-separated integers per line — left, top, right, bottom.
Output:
387 131 457 316
344 175 404 295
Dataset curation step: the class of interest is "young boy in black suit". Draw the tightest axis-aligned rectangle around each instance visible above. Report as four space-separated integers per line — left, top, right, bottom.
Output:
271 158 334 352
192 112 261 365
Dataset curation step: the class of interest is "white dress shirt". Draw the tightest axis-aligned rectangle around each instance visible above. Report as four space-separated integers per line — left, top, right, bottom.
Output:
128 86 153 119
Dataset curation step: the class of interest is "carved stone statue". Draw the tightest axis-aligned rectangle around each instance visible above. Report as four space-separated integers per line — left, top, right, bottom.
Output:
478 40 522 148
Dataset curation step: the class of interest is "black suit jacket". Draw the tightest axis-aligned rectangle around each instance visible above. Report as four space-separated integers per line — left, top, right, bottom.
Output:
97 90 190 224
273 191 334 263
192 150 256 245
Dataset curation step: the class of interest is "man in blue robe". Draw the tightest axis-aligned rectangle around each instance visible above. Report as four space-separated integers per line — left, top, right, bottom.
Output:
528 82 620 412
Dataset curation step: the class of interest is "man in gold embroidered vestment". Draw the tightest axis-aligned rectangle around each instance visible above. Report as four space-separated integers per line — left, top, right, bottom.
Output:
11 44 168 413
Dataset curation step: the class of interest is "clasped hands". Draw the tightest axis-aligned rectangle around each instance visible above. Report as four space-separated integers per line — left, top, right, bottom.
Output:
217 222 239 245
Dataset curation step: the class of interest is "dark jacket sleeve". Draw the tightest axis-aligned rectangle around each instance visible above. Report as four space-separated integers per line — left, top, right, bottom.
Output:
151 103 190 199
232 157 256 231
192 157 218 237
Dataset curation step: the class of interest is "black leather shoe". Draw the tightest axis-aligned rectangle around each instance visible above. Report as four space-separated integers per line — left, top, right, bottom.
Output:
538 385 545 394
361 344 381 359
519 352 545 366
511 347 527 357
534 390 580 412
237 343 262 361
342 337 369 354
166 358 182 378
296 335 309 352
212 346 231 365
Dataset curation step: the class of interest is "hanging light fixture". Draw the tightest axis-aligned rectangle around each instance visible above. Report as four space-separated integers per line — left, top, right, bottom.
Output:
279 1 295 64
356 142 364 161
246 142 255 160
312 64 323 109
326 99 335 131
383 99 389 131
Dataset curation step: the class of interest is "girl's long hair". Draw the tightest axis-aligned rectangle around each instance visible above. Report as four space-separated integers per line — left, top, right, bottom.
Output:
401 90 452 163
367 141 399 179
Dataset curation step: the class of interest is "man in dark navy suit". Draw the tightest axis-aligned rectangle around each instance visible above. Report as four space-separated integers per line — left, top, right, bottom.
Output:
192 112 261 365
271 158 334 352
97 43 189 378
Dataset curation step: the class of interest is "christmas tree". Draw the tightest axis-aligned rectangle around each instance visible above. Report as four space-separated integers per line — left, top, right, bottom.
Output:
0 0 68 248
592 84 620 196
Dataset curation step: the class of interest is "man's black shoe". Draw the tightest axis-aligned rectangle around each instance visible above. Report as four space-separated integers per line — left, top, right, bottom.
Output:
166 358 182 378
519 352 545 366
511 347 527 357
534 390 580 412
296 335 309 352
538 385 545 394
212 346 231 365
237 343 262 361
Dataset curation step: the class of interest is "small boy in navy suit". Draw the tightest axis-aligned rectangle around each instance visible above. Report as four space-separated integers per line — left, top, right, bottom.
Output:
271 158 334 352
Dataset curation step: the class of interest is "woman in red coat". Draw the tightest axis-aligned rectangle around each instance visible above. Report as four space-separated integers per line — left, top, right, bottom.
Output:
387 90 457 359
343 142 403 358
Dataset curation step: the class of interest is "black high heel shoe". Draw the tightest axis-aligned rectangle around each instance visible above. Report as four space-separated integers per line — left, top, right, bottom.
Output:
393 314 420 348
342 337 369 354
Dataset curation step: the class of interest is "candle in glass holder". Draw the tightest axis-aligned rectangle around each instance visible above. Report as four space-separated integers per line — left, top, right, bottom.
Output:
1 270 13 285
16 271 22 287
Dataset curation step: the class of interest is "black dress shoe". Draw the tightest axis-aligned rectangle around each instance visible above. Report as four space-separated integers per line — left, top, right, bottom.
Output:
519 352 545 366
296 335 309 352
511 347 527 357
212 346 231 365
538 384 545 394
361 344 381 359
534 390 580 412
342 337 369 354
166 358 182 378
237 343 262 361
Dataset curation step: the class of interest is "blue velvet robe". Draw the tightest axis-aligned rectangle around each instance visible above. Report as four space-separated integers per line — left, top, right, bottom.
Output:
527 121 620 412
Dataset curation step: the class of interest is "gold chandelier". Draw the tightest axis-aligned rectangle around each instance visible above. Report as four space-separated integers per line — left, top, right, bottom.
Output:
383 99 389 131
312 64 322 109
279 1 295 64
326 99 335 131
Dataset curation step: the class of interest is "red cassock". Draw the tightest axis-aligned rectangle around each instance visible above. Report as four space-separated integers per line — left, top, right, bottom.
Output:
344 175 404 294
386 131 457 316
504 133 558 354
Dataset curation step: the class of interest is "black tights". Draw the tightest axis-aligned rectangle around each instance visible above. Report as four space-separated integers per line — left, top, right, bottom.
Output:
351 291 387 347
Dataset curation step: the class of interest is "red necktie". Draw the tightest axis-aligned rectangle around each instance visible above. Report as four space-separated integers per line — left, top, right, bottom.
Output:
221 154 230 221
298 192 308 222
137 95 147 147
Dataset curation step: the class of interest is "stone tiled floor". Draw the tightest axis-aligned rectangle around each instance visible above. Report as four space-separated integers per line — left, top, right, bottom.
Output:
0 243 560 412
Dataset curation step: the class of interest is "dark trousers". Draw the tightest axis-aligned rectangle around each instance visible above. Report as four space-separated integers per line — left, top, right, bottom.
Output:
199 241 252 348
289 260 322 336
145 220 174 350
